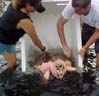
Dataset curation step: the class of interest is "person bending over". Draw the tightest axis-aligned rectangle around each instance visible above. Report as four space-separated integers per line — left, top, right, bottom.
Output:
0 0 46 84
57 0 99 70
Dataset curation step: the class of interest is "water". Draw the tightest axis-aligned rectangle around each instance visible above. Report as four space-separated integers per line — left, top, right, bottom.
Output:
0 44 99 96
0 51 99 96
0 68 98 96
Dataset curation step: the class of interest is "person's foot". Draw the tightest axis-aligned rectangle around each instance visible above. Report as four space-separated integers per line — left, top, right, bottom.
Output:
0 68 15 87
5 79 16 90
0 68 10 86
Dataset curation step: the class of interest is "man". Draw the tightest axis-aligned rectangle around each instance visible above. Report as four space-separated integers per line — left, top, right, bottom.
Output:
57 0 99 70
0 0 46 85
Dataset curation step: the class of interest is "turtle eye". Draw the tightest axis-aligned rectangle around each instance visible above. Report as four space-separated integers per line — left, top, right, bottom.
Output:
55 65 64 71
55 66 60 70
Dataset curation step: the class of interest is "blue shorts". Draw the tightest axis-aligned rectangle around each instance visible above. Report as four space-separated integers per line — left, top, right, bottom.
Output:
81 23 99 53
0 43 16 54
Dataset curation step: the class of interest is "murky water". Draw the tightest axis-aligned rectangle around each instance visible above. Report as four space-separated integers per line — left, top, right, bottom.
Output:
0 44 99 96
0 51 98 95
0 61 99 96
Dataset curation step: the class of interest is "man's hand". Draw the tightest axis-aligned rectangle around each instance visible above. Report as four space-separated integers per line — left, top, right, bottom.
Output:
79 48 86 60
41 46 46 52
63 46 72 58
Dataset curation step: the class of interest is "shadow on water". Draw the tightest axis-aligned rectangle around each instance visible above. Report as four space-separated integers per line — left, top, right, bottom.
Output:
0 64 98 96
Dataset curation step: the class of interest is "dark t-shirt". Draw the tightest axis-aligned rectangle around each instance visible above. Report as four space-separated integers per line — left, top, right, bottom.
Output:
0 4 31 44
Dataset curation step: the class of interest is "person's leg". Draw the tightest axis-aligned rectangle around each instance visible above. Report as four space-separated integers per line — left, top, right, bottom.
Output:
1 44 16 69
3 53 16 85
0 43 16 85
81 23 95 46
3 53 16 69
92 53 99 81
89 38 99 80
96 54 99 68
95 40 99 68
81 24 96 72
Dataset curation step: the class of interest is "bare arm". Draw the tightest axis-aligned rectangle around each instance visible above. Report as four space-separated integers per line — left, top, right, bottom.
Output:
17 19 45 51
57 15 72 58
79 29 99 60
57 15 68 46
